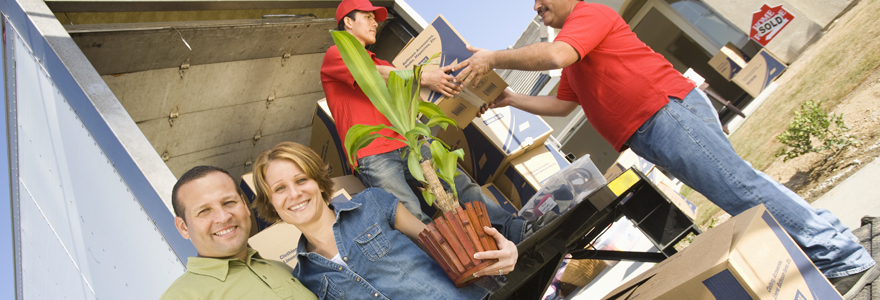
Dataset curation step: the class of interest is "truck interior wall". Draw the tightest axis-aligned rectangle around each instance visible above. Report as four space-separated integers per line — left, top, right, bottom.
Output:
3 0 201 298
68 18 335 183
68 15 412 184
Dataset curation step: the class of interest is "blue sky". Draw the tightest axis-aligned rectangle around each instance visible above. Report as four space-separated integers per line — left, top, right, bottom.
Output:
406 0 539 51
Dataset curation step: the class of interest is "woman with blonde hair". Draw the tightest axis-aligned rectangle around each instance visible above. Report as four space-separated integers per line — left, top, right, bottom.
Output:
251 141 517 299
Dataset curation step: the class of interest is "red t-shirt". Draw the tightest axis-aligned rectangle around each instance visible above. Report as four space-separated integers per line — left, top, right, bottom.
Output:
321 45 406 164
554 2 695 151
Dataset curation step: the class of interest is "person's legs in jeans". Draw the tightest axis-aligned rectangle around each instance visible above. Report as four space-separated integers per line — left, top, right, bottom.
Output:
627 88 874 278
357 147 432 223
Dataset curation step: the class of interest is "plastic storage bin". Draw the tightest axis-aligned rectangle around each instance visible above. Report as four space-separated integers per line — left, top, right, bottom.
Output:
518 155 606 221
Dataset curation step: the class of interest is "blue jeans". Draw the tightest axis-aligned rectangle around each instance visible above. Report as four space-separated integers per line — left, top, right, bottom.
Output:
357 144 528 244
627 88 874 277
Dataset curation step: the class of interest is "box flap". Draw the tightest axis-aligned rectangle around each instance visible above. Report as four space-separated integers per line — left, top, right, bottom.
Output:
603 221 736 299
331 175 364 195
248 222 303 268
728 205 842 299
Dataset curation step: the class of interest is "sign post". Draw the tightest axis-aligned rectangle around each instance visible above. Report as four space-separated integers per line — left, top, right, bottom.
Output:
749 4 794 46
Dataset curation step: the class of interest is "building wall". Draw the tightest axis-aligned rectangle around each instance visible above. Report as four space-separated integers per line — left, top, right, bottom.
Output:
703 0 852 63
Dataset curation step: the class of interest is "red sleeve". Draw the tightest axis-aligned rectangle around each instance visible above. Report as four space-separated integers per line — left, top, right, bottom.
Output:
321 46 356 88
553 3 617 59
556 71 577 102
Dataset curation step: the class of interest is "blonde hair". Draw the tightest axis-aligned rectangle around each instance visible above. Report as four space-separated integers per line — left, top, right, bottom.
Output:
252 142 335 224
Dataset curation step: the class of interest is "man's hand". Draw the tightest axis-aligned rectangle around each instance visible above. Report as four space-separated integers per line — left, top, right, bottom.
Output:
472 226 518 277
420 65 461 98
453 45 495 89
478 88 516 117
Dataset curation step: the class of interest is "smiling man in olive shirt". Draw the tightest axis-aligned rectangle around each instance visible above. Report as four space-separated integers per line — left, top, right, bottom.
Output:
160 166 316 300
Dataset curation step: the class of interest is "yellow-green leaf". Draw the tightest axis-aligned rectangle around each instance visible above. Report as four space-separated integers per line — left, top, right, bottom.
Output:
331 31 407 131
344 124 391 167
408 150 425 183
422 189 435 207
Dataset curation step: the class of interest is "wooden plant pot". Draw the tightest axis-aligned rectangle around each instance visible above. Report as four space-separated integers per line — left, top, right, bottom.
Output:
418 201 499 287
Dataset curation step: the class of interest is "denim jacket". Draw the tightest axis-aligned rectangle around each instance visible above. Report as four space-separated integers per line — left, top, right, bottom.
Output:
294 188 488 300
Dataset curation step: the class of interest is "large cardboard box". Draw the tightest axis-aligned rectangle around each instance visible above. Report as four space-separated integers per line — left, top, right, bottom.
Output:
492 143 570 209
392 15 508 128
309 99 352 178
732 49 787 97
603 204 842 300
708 42 748 81
438 106 553 185
248 222 302 268
248 190 353 269
480 183 519 217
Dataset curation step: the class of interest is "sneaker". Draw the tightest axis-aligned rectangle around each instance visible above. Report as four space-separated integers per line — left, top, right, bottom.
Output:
829 265 880 299
521 211 559 241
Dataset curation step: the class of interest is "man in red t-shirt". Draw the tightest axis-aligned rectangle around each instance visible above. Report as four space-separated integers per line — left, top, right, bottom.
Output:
454 1 877 297
320 0 532 244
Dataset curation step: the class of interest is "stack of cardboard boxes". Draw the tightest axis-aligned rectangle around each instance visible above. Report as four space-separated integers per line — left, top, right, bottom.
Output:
708 43 787 97
391 15 508 128
392 15 571 215
308 99 352 178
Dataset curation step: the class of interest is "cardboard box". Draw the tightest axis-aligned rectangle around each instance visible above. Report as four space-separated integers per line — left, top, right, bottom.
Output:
331 175 365 196
248 190 353 269
604 149 655 181
493 144 571 209
603 204 841 300
732 49 787 97
248 222 303 268
708 42 747 81
309 99 352 178
438 106 553 185
392 15 508 128
480 183 519 216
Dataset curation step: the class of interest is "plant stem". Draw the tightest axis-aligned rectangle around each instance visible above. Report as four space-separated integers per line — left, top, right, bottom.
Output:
420 160 457 213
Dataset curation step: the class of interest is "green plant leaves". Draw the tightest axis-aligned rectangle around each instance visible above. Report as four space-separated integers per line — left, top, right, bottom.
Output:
344 124 394 167
408 150 425 183
429 140 464 198
419 101 456 130
775 100 856 161
421 189 435 207
331 30 464 208
331 30 408 132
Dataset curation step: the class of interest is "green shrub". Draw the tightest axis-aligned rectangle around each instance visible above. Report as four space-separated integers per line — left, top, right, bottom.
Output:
775 100 856 161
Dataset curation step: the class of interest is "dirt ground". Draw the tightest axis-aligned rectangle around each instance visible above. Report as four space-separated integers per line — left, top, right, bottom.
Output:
763 67 880 202
692 0 880 227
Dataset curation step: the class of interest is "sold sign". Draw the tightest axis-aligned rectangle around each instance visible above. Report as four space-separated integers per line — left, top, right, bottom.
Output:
749 4 794 46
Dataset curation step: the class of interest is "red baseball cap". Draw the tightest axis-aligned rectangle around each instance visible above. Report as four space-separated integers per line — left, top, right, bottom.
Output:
336 0 388 23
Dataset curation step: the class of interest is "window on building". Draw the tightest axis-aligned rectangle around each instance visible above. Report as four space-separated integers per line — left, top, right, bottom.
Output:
666 0 747 48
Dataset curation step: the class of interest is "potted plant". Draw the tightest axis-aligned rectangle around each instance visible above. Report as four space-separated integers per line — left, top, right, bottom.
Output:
331 30 498 286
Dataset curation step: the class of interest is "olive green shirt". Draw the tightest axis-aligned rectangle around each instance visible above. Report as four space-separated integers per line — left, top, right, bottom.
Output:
160 248 317 300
